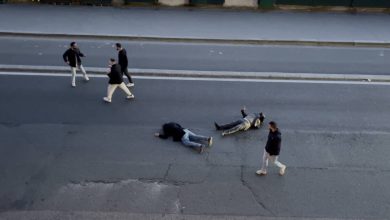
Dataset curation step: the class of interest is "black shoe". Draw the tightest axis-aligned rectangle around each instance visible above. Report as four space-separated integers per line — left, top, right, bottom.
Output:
214 122 221 130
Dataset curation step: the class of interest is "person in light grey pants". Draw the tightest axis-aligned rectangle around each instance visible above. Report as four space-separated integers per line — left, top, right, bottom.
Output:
63 42 89 87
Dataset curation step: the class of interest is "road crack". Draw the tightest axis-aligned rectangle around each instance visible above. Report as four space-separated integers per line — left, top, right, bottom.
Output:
240 165 275 217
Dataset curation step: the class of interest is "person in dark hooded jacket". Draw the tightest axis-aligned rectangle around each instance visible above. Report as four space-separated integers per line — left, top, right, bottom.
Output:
155 122 213 154
256 121 286 176
116 43 134 87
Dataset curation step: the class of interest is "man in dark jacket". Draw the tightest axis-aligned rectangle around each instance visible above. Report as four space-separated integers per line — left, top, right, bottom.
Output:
116 43 134 87
215 107 265 136
256 121 286 176
155 122 213 154
63 42 89 87
103 58 134 103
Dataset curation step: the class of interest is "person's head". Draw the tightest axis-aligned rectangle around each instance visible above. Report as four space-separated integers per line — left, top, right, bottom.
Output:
268 121 278 132
259 112 265 123
109 58 116 65
70 42 77 49
115 43 122 51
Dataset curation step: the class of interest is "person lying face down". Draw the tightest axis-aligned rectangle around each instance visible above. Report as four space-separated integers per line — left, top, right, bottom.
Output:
214 107 265 136
155 122 213 154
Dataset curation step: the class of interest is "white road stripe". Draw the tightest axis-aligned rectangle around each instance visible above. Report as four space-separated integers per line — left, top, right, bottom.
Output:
0 71 389 86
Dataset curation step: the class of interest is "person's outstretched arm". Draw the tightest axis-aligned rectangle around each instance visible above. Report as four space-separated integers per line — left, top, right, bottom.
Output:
155 132 168 139
241 107 248 118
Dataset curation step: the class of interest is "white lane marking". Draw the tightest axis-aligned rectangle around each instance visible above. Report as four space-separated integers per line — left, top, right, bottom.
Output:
0 71 390 86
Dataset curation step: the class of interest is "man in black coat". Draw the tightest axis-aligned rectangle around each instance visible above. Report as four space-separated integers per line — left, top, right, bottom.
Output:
103 58 134 103
215 107 265 136
116 43 134 87
155 122 213 154
256 121 286 176
63 42 89 87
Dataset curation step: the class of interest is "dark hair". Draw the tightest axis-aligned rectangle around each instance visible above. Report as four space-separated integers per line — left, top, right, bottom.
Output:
110 58 116 62
70 42 76 47
115 43 122 48
269 121 278 129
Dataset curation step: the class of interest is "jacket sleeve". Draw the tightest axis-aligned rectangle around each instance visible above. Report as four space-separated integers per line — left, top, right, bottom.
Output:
158 133 169 139
241 109 248 118
272 134 282 155
63 50 68 62
78 50 85 57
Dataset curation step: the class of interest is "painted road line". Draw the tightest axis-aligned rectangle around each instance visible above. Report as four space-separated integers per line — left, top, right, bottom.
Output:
1 71 390 86
0 64 390 82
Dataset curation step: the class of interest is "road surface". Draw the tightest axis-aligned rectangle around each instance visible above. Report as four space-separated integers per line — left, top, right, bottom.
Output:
0 73 390 219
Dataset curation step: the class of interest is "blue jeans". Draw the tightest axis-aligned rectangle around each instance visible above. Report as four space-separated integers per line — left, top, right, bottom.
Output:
181 129 209 149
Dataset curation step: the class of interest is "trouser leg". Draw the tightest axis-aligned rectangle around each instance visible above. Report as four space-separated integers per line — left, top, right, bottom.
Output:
270 156 285 169
122 68 133 83
218 120 242 130
78 65 89 80
181 130 203 149
107 84 118 100
71 67 76 85
222 122 248 136
186 130 209 143
260 150 269 172
118 82 133 96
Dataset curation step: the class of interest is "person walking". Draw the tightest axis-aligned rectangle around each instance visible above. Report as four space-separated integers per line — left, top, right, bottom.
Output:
103 58 134 103
256 121 286 176
214 107 265 136
116 43 134 87
155 122 213 154
63 42 89 87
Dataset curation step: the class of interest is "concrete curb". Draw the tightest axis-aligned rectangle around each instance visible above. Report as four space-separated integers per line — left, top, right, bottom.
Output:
1 64 389 82
1 32 390 48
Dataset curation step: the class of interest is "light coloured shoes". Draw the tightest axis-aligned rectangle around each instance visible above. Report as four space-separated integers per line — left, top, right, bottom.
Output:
256 170 267 176
103 97 111 103
127 83 134 87
279 165 287 176
71 82 76 88
126 94 135 99
208 137 213 147
84 76 90 81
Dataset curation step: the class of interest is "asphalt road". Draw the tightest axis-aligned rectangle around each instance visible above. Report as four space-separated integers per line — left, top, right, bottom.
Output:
1 36 390 75
0 74 390 219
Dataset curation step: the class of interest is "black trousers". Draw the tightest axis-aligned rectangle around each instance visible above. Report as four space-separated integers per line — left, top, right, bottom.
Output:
121 67 133 83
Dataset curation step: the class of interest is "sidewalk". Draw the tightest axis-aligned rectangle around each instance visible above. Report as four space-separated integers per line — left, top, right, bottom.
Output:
1 4 390 46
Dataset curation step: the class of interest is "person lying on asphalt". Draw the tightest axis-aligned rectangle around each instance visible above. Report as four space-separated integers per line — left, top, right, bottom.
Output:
215 107 265 136
155 122 213 154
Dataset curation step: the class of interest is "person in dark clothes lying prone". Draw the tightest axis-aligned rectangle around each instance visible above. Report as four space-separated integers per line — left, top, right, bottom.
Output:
155 122 213 154
214 107 265 136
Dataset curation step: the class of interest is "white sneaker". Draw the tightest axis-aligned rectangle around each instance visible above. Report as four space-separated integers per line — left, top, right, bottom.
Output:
84 76 90 81
208 137 213 147
103 97 111 103
71 82 76 88
126 94 135 99
126 83 134 87
279 165 286 176
256 170 267 176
